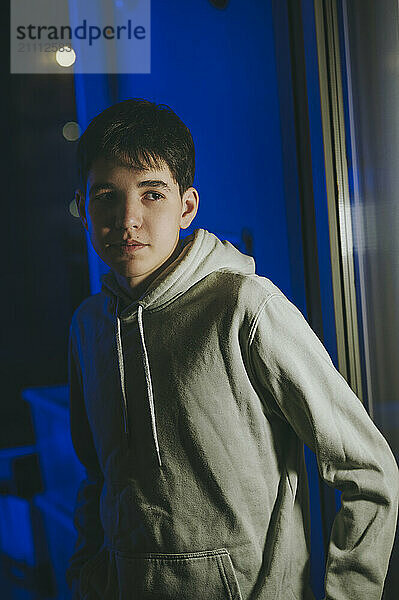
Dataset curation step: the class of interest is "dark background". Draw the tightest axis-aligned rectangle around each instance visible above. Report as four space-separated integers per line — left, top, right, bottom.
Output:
1 0 89 451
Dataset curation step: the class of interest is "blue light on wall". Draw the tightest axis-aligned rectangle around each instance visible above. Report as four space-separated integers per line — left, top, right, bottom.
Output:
72 0 291 298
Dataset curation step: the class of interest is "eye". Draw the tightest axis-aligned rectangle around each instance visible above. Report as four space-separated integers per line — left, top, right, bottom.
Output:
99 191 114 199
144 192 163 201
93 191 115 201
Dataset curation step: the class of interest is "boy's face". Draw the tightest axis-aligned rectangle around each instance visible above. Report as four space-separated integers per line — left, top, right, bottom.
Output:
76 157 199 292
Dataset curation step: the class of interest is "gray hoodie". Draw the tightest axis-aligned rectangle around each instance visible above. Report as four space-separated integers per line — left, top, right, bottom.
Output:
66 227 399 600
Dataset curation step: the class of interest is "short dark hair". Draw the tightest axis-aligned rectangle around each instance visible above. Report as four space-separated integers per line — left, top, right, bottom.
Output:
77 98 195 198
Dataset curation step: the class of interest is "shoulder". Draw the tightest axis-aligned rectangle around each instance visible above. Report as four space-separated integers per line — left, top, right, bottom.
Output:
209 270 289 319
69 293 108 338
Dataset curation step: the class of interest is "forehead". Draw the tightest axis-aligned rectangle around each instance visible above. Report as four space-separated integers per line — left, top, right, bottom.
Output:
87 157 176 188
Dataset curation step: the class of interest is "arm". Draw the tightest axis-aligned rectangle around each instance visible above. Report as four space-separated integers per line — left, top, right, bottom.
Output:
66 324 105 591
248 293 399 600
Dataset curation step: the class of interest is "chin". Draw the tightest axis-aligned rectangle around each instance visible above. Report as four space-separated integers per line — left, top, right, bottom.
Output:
113 265 141 278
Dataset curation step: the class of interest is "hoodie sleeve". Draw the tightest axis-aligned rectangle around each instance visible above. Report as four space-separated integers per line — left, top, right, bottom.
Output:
248 292 399 600
66 323 105 590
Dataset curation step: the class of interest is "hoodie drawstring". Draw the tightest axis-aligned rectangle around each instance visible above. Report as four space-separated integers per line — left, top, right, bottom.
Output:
137 304 163 468
115 298 129 438
114 298 163 468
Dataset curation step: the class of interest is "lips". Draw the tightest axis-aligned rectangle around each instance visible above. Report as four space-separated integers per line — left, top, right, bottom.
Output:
109 240 148 247
107 239 149 254
121 242 146 246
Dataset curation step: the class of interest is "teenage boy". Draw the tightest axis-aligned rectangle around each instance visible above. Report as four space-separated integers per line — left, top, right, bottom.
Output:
66 98 398 600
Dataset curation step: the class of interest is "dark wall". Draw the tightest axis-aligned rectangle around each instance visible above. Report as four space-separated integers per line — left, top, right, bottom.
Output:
1 13 90 447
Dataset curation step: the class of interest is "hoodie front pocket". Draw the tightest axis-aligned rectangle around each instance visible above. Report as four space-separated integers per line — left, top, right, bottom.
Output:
114 547 243 600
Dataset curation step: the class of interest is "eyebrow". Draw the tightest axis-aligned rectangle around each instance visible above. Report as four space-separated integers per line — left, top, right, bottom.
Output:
89 179 172 196
89 182 117 196
136 180 172 191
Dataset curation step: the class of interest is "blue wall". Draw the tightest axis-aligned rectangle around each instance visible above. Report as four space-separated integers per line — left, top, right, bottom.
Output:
74 0 291 298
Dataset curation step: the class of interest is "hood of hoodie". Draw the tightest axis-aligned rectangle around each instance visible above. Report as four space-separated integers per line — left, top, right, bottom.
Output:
100 228 255 317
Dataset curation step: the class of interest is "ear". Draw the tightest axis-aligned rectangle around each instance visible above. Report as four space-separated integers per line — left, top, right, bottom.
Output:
75 189 89 231
180 187 200 230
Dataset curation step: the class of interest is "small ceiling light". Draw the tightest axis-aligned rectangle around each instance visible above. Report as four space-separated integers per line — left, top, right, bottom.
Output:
63 121 81 141
56 46 76 68
69 199 80 218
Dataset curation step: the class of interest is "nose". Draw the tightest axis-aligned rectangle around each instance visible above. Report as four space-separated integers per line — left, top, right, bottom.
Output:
114 195 142 230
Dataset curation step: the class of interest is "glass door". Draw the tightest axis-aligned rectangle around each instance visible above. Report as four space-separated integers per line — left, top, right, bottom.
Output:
327 1 399 597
